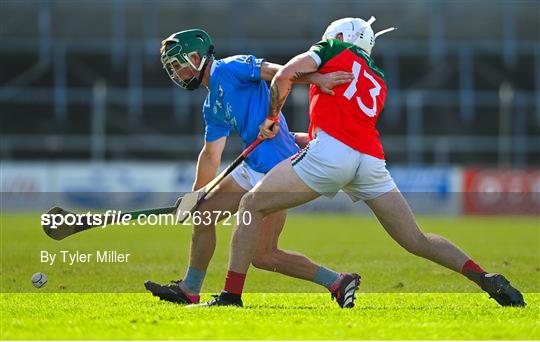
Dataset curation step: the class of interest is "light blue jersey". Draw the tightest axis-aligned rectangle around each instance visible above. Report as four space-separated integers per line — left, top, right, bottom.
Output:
203 55 299 173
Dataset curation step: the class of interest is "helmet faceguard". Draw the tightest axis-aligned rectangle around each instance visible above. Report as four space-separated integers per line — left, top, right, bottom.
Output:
322 17 396 55
160 29 215 90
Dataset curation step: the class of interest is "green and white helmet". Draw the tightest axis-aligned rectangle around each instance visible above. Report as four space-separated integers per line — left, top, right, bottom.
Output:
322 17 396 55
160 29 215 90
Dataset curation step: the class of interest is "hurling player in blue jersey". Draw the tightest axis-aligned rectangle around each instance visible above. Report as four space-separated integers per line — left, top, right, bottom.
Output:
144 29 357 306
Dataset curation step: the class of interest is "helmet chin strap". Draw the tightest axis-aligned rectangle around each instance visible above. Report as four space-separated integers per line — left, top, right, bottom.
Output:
186 45 215 91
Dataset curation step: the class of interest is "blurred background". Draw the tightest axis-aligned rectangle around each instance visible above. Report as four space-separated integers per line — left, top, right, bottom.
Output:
1 0 539 214
0 1 538 298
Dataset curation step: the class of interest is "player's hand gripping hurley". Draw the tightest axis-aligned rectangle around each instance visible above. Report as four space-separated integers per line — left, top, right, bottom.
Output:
174 137 263 221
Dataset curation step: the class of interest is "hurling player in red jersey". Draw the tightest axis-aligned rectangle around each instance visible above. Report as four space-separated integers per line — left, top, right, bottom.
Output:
199 17 525 308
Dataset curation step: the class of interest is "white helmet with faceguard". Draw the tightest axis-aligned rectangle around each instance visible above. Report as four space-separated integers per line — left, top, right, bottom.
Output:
322 17 396 55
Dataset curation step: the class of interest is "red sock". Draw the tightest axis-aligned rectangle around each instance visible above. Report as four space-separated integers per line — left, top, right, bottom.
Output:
461 259 486 287
224 270 246 295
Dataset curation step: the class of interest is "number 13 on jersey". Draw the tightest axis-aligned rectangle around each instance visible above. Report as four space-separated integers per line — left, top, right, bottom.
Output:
343 60 383 118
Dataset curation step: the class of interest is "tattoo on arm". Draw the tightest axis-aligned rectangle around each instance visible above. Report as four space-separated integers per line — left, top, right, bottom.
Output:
294 71 309 79
268 82 281 118
269 81 288 119
293 71 317 84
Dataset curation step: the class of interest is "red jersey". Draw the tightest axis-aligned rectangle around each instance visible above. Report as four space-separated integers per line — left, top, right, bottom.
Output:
308 39 387 159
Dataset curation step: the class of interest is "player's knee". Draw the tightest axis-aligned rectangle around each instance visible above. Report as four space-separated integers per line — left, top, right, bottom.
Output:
239 191 263 214
251 251 277 271
190 202 218 229
196 199 216 217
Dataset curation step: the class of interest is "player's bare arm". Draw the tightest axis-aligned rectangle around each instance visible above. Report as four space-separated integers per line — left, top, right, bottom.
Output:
269 53 319 117
260 61 353 95
192 136 227 191
259 53 319 140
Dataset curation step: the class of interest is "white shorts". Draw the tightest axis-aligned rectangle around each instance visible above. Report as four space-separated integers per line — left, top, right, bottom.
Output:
231 161 265 191
291 131 396 202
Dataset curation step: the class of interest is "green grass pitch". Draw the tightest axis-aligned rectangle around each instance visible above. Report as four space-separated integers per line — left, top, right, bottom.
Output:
1 213 539 339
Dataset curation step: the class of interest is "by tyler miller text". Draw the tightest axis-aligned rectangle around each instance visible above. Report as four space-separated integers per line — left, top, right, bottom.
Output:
41 250 130 265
